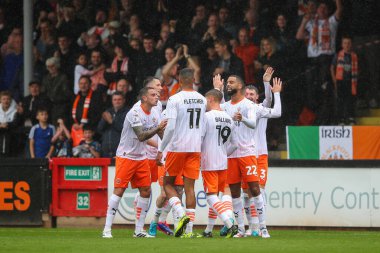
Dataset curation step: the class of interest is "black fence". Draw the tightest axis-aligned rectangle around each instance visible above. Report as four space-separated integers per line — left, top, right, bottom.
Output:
0 159 50 226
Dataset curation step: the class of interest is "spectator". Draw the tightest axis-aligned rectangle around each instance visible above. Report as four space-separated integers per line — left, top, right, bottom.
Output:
201 13 230 45
104 43 136 91
51 118 72 157
35 18 56 62
88 49 107 92
41 57 72 124
272 14 296 56
77 9 109 47
136 34 163 89
155 46 175 80
255 37 284 81
29 107 55 158
56 3 87 41
190 4 208 38
1 27 22 58
129 38 140 51
0 34 23 91
97 91 128 158
296 0 342 114
20 81 51 126
71 75 103 134
234 27 260 84
218 6 238 39
205 38 244 92
107 78 135 107
156 23 176 52
74 53 105 95
242 8 266 46
347 0 380 108
0 91 22 157
330 36 358 125
54 33 78 86
161 44 201 103
73 125 101 158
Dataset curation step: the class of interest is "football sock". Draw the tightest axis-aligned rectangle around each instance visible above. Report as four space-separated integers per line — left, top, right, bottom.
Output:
169 197 185 217
135 196 149 233
222 194 233 219
205 207 217 233
185 209 195 233
104 194 121 230
252 194 266 228
232 197 245 232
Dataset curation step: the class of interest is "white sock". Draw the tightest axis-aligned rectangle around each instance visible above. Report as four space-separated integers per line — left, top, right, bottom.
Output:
207 195 232 228
232 198 245 232
249 199 260 230
205 207 217 233
172 206 179 230
133 191 140 211
104 194 121 231
168 197 185 217
153 206 162 223
243 193 251 226
222 194 233 219
159 201 171 223
185 208 195 233
252 194 266 228
135 196 150 233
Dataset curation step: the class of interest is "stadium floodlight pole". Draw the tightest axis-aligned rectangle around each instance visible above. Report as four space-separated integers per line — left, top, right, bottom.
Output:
23 0 33 97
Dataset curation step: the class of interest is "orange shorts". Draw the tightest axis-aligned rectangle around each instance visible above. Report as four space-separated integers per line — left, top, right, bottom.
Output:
114 157 151 189
242 155 268 189
258 155 268 186
148 159 158 182
202 170 227 194
227 156 259 185
165 152 200 180
158 165 184 186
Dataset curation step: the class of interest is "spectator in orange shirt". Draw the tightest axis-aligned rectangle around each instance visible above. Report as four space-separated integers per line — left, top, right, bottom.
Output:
234 27 259 84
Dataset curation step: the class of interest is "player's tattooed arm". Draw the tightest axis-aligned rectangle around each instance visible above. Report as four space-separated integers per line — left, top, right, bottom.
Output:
133 120 167 142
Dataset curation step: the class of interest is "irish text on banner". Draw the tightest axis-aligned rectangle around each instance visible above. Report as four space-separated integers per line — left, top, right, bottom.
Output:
287 126 319 159
319 126 353 160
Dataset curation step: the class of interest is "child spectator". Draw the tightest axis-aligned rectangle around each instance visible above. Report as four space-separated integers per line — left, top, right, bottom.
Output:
29 108 55 158
72 125 101 158
51 118 72 157
330 36 358 125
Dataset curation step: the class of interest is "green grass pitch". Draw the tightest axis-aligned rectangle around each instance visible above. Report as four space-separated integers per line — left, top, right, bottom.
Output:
1 228 380 253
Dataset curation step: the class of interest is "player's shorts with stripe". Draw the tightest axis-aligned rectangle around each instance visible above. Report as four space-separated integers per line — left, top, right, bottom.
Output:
165 152 200 180
148 159 158 182
202 170 227 194
242 155 267 189
258 154 268 186
158 165 184 186
227 156 259 185
114 157 151 189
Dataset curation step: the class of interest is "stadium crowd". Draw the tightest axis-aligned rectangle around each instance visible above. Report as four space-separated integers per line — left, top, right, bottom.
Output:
0 0 379 158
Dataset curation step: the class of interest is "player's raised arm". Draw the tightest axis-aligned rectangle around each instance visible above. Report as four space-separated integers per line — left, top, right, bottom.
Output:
262 67 274 108
269 77 282 117
257 77 282 119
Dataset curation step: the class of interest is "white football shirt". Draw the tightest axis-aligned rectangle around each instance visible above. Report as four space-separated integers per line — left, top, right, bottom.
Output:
221 98 257 158
201 110 235 171
116 105 161 160
165 91 206 152
134 100 162 159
